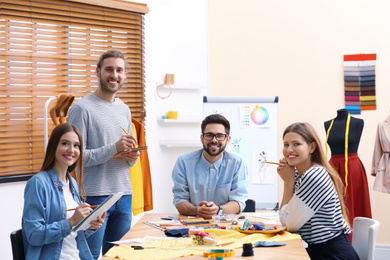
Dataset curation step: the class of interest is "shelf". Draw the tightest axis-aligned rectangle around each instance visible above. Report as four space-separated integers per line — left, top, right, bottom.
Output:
170 85 204 90
160 140 202 148
157 116 202 124
156 82 205 91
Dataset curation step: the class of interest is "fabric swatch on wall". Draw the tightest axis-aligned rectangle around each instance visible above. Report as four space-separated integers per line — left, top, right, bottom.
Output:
343 54 377 114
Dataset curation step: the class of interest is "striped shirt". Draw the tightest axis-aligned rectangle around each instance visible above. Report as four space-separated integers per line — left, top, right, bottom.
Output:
68 93 135 196
280 166 350 244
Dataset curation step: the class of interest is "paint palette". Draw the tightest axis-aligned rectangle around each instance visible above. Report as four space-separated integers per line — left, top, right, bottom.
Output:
236 225 286 234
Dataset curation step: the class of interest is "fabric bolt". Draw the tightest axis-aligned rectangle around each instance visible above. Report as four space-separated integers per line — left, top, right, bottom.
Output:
345 101 360 106
345 96 360 101
360 75 376 81
360 95 376 101
344 71 359 76
343 66 361 72
345 106 361 114
372 115 390 193
344 91 360 96
344 76 375 82
360 80 375 86
343 61 359 67
360 70 375 76
344 76 359 82
360 86 376 91
344 81 360 87
343 53 376 61
359 60 376 66
361 105 377 110
358 65 376 71
360 91 376 96
344 86 360 92
329 153 372 227
344 105 361 110
344 65 375 71
361 101 376 106
348 110 361 115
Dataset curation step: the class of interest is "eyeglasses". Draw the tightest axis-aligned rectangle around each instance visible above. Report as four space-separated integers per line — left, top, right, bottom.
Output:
202 132 228 141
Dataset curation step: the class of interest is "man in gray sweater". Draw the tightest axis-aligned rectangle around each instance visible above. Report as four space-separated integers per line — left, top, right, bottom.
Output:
68 50 139 259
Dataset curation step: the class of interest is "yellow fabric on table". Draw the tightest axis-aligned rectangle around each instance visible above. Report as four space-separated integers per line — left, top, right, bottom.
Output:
104 229 301 260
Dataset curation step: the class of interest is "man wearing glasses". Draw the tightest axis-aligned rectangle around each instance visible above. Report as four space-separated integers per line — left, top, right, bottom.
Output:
171 114 249 219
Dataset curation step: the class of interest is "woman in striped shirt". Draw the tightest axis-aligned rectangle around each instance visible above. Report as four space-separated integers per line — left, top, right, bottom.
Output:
277 122 359 259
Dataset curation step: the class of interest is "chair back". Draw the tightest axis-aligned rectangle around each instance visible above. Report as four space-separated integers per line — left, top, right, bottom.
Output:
243 199 256 212
10 229 25 260
352 217 380 260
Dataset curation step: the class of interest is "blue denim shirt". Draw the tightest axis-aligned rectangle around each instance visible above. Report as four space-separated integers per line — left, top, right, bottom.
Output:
22 168 95 260
172 149 249 211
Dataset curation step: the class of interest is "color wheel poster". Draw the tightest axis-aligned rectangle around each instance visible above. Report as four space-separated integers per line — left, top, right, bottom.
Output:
240 104 271 128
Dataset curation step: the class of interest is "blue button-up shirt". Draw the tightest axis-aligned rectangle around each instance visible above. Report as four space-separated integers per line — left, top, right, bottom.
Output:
22 168 95 260
172 149 249 211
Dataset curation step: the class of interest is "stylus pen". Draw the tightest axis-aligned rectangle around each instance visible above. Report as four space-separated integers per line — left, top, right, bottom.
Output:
65 205 98 212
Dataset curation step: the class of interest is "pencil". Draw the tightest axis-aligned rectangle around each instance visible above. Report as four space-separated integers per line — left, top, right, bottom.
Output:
217 241 235 247
121 127 129 135
263 161 279 165
65 205 98 212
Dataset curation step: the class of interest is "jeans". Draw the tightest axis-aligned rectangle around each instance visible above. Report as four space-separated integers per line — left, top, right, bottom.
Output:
306 232 360 260
85 195 132 259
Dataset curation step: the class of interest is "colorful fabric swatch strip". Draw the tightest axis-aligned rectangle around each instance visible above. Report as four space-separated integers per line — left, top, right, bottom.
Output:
343 53 377 114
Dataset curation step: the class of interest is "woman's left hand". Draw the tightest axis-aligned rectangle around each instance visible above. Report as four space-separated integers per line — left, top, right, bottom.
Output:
89 211 106 230
277 158 295 183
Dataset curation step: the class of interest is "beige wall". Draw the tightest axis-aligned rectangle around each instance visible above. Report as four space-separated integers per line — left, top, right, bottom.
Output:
208 0 390 244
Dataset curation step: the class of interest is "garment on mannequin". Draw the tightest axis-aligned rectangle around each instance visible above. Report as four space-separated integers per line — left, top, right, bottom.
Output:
371 115 390 193
324 109 372 240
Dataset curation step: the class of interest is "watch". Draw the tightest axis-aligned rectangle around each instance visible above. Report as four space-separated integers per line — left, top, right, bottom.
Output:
218 205 223 215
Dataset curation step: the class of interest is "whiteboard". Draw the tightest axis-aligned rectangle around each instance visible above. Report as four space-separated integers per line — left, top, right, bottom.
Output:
203 96 279 210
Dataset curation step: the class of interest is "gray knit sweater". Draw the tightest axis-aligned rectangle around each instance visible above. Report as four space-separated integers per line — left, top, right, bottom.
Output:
68 93 134 196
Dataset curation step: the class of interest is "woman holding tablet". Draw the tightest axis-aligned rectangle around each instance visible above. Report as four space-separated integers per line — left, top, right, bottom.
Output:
22 123 106 260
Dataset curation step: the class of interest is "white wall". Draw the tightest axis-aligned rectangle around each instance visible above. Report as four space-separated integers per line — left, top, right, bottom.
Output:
208 0 390 245
0 1 209 259
142 0 209 214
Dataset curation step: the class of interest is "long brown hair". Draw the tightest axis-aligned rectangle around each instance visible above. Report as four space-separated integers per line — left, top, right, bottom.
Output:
283 122 350 226
41 123 86 200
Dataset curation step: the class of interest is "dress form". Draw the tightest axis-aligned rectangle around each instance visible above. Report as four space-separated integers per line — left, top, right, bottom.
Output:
324 109 372 241
324 109 363 155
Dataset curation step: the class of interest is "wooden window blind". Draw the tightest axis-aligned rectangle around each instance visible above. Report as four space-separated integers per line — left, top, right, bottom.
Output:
0 0 148 181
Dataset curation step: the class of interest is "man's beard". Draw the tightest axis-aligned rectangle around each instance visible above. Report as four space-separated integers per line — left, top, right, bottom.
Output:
99 77 122 94
203 142 226 157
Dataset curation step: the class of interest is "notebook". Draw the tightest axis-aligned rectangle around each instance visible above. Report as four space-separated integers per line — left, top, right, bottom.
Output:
71 192 124 232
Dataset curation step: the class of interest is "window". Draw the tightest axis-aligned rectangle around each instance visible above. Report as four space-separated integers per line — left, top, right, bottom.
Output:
0 0 148 181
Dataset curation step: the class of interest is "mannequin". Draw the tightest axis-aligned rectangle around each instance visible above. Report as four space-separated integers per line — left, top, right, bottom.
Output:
324 109 363 155
324 109 372 240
